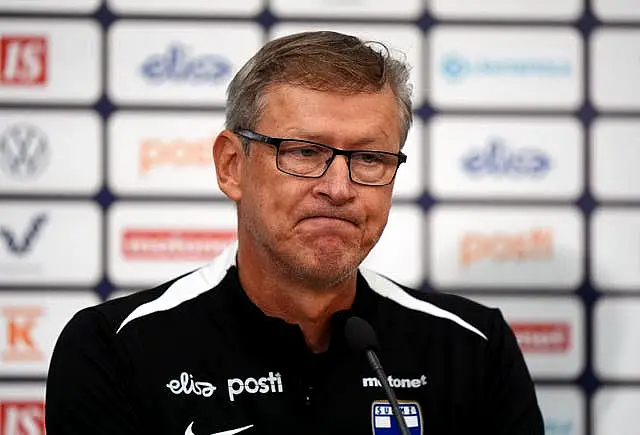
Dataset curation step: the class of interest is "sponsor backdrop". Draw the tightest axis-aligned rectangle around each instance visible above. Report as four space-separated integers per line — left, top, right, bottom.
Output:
0 0 638 433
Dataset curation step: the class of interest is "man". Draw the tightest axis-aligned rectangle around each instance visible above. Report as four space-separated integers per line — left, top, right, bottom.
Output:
46 31 543 434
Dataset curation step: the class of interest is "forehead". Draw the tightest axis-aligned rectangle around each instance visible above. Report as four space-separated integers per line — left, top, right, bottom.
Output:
256 84 402 149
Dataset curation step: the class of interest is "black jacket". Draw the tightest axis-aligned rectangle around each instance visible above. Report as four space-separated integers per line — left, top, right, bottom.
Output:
46 243 543 435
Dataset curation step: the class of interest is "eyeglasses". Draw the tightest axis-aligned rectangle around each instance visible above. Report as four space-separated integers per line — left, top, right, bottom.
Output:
234 129 407 186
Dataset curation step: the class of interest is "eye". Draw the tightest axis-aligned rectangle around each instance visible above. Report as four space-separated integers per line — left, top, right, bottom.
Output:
280 142 327 159
354 152 384 164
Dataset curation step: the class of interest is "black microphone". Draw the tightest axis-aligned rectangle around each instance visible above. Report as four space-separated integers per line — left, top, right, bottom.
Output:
345 316 411 435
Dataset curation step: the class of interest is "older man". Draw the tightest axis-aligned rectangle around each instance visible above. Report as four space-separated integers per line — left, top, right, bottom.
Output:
46 31 543 435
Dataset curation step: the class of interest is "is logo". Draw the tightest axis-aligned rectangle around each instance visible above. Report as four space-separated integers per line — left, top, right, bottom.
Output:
141 43 232 84
0 36 47 85
544 418 573 435
0 124 50 180
459 228 554 268
122 229 236 261
372 401 422 435
461 139 551 178
0 214 48 257
1 306 44 362
0 401 45 435
511 322 571 353
139 138 210 175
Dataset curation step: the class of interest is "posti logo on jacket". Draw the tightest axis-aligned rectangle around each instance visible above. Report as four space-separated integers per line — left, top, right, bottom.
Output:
459 227 554 268
122 229 237 261
0 35 47 85
0 401 45 434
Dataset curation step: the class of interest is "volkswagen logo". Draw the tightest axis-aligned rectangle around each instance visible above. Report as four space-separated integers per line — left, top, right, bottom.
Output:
0 123 50 180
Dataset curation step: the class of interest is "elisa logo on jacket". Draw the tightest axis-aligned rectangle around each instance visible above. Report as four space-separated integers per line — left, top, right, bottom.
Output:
372 401 422 435
0 35 47 85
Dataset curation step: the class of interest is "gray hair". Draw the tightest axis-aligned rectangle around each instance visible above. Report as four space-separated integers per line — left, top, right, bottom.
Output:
225 31 413 149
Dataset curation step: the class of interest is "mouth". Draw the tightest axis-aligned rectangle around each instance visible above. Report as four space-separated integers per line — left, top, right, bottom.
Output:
300 215 358 226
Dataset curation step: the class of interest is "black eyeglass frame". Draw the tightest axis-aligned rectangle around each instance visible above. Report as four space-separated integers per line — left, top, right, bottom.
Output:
234 129 407 186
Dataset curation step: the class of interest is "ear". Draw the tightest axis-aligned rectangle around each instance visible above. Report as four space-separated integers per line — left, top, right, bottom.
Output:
213 129 244 202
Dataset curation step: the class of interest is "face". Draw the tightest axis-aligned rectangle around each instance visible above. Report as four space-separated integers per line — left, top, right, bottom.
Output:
225 84 402 288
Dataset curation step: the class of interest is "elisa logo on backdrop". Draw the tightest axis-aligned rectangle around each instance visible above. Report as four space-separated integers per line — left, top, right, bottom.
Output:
0 124 50 180
440 52 572 83
122 229 237 261
141 43 232 85
0 401 45 434
511 322 571 354
459 228 554 268
0 35 47 85
139 137 210 175
461 138 551 178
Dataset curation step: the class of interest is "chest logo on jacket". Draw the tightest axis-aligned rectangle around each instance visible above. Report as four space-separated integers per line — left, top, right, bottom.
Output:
167 372 217 398
372 400 423 435
362 374 427 389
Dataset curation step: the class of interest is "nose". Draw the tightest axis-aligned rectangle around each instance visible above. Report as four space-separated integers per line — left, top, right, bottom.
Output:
312 155 357 204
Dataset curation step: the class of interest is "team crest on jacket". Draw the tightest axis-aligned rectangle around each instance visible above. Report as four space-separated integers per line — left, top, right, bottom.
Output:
371 400 423 435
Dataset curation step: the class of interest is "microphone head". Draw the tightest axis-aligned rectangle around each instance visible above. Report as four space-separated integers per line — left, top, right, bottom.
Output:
345 316 380 353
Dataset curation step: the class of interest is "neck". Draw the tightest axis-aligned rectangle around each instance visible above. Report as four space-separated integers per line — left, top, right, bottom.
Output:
236 243 357 353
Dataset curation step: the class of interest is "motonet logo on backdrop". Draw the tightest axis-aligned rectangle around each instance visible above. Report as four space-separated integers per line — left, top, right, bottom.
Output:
0 401 45 434
122 229 236 261
440 53 572 83
139 138 210 175
0 36 47 85
459 228 554 267
511 322 571 353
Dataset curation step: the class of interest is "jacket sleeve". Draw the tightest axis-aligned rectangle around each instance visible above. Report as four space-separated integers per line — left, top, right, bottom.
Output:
45 308 142 434
483 308 545 435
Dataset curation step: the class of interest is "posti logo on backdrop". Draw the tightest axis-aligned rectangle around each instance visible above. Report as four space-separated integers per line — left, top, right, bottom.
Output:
0 384 46 435
108 111 224 196
472 296 584 379
429 206 584 290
